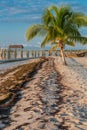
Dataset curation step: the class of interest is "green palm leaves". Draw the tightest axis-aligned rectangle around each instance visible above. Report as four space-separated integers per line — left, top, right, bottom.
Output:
26 5 87 65
26 5 87 48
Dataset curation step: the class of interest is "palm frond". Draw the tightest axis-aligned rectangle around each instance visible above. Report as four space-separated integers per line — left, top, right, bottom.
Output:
26 24 46 41
57 5 71 28
64 24 81 37
41 34 52 47
50 44 58 51
72 12 87 27
48 5 59 16
42 8 56 26
65 40 75 46
69 36 87 44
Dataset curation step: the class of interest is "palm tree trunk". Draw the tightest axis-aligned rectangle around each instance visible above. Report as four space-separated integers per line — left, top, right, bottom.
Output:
60 47 67 65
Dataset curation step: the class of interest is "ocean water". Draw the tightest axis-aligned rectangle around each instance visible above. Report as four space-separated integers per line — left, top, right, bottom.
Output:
23 44 87 50
0 59 32 74
0 22 87 50
0 42 87 50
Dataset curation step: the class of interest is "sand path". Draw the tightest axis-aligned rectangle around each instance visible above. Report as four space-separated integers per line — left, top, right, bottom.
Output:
0 57 87 130
2 58 66 130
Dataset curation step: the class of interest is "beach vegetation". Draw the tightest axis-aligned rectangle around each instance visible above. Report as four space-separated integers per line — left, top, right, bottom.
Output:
26 5 87 65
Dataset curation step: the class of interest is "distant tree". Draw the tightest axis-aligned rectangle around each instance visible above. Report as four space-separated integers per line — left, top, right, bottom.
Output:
26 5 87 65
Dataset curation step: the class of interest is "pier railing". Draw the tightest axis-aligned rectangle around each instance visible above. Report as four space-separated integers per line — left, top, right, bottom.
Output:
0 49 87 61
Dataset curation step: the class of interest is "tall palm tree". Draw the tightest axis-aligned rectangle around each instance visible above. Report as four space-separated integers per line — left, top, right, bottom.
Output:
26 5 87 65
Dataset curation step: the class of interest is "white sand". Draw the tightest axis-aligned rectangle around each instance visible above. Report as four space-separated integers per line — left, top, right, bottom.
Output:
55 57 87 130
0 57 87 130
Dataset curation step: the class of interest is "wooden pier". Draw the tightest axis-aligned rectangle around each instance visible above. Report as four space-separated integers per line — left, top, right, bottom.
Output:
0 49 87 62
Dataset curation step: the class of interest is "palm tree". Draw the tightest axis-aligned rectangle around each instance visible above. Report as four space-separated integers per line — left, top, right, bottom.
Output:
26 5 87 65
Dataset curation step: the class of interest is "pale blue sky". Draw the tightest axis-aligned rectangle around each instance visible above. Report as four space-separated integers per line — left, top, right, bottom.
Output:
0 0 87 49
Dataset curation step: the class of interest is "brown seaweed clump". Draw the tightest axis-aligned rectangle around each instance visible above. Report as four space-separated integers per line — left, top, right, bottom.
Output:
0 57 47 107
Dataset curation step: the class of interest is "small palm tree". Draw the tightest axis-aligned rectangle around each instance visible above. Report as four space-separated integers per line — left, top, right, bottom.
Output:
26 5 87 65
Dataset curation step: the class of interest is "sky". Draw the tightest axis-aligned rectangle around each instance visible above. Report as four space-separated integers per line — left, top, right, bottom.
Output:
0 0 87 49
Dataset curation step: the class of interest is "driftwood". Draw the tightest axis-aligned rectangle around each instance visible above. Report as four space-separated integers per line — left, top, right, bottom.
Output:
76 52 85 57
65 51 87 57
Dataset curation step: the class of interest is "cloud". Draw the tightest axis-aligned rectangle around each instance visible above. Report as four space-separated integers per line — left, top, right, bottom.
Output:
0 0 87 22
0 0 44 22
0 14 41 23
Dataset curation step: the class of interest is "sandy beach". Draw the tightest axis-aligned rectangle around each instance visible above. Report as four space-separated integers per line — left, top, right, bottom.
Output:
55 57 87 130
1 0 87 129
0 56 87 130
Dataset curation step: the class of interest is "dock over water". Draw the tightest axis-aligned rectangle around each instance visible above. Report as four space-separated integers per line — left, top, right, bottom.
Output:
0 49 87 63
